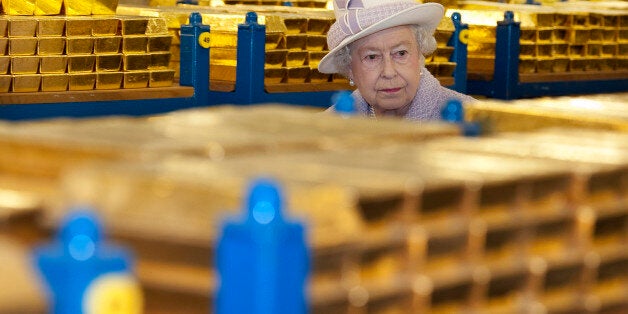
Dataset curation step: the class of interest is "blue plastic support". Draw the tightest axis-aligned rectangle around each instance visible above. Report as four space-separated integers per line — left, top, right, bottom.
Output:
494 11 521 100
449 12 469 94
216 178 309 314
331 90 356 115
180 12 210 107
441 99 481 136
33 209 140 314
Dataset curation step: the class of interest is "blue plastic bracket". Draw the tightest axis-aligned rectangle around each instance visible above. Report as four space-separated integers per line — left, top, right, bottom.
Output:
494 11 520 100
180 12 211 107
441 99 481 136
216 178 309 314
449 12 469 94
33 209 138 314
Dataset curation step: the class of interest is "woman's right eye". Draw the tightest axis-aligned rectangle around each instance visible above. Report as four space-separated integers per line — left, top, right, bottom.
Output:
362 54 382 64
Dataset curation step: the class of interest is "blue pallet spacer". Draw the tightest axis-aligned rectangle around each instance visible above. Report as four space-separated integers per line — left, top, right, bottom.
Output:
441 99 481 136
216 178 309 314
332 90 356 116
33 209 141 314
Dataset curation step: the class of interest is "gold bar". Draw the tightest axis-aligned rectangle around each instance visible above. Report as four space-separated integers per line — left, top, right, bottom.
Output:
210 48 236 66
0 19 8 36
92 18 119 36
601 44 617 57
433 46 454 62
96 54 122 72
308 68 329 84
122 35 147 53
552 44 568 56
0 75 11 92
96 72 123 89
68 73 95 90
286 34 307 50
569 57 586 72
307 18 333 34
63 0 93 16
123 54 150 71
149 69 175 87
12 74 40 92
11 56 40 74
0 56 9 74
38 37 65 55
123 71 149 88
145 17 168 35
286 51 306 67
519 56 536 74
37 17 65 36
2 0 36 15
147 35 172 52
305 35 326 51
286 66 309 83
536 58 553 73
40 73 68 91
9 38 37 55
0 38 8 55
91 0 118 15
34 0 63 15
8 18 37 37
40 55 67 73
437 62 456 77
568 28 590 45
65 18 93 37
94 36 121 54
265 50 287 68
149 52 171 69
67 55 95 72
66 37 94 55
307 51 326 67
120 18 148 36
537 44 552 57
553 57 569 72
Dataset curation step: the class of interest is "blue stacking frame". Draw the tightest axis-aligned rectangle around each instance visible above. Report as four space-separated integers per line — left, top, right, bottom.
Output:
0 11 469 121
467 11 628 100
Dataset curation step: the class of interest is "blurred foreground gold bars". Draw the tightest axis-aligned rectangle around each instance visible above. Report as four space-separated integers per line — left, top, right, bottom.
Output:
0 0 118 15
0 14 175 93
457 1 628 79
116 2 458 92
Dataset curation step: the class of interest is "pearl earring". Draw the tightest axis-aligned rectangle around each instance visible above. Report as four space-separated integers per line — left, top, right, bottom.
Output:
349 78 355 86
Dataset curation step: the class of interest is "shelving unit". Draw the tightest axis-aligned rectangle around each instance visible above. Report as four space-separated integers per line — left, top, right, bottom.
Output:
467 11 628 100
0 11 469 121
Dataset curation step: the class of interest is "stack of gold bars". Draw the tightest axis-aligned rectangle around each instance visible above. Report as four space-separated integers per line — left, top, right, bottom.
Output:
0 0 175 93
458 0 628 79
117 1 459 92
0 95 627 313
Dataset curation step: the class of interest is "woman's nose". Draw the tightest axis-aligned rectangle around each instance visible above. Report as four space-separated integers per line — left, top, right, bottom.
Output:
380 55 397 78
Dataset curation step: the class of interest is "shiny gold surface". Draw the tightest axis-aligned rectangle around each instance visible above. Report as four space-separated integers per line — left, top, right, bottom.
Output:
11 56 39 74
40 73 68 91
92 18 120 36
0 75 10 92
37 17 65 36
37 37 65 55
2 0 36 15
39 55 67 73
147 35 172 52
94 36 121 54
67 55 95 72
123 71 149 88
96 54 122 72
0 56 9 74
63 0 93 15
119 17 149 36
149 52 171 69
96 72 123 89
122 35 148 53
8 18 37 37
92 0 118 15
65 18 92 36
9 38 38 55
0 38 7 55
34 0 63 15
149 69 175 87
123 54 150 71
12 74 40 92
68 73 95 90
66 37 94 55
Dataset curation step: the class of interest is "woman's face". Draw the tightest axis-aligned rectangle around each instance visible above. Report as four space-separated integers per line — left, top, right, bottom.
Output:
349 25 422 116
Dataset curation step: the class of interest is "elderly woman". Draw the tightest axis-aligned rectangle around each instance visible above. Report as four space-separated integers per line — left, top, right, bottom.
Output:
318 0 475 120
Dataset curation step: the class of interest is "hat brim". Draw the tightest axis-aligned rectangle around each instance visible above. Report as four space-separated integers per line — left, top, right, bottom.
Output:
317 2 444 74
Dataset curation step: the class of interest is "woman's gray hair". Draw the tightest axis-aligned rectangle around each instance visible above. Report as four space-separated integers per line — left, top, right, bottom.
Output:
331 24 437 77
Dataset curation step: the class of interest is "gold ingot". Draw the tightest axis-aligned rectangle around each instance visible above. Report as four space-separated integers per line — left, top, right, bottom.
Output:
92 0 118 15
149 52 171 69
283 17 307 34
568 28 590 45
37 17 65 36
8 18 37 37
0 19 8 36
35 0 63 15
590 28 603 42
65 18 93 37
0 38 8 55
602 28 616 42
168 29 179 45
601 44 617 57
286 66 309 83
306 35 326 51
68 73 95 90
619 28 628 41
569 57 586 72
146 17 168 35
437 62 456 77
552 44 568 56
308 69 330 84
210 48 236 66
38 37 65 55
537 28 552 42
147 35 172 52
0 56 9 74
0 75 10 92
92 18 120 36
66 37 94 55
307 18 333 34
266 33 284 50
12 74 40 92
11 56 39 74
40 74 68 91
169 44 180 62
584 58 602 71
519 56 536 74
120 18 148 36
9 38 37 55
286 51 307 67
553 57 569 72
2 0 36 15
123 54 150 71
96 72 122 89
286 34 306 51
265 50 287 68
553 27 568 43
64 0 93 16
94 36 121 54
264 68 286 84
123 71 149 88
210 64 235 83
149 69 174 87
434 29 454 45
433 46 454 62
96 54 122 72
519 43 536 57
536 58 553 73
587 44 602 57
67 55 95 72
569 45 585 57
40 55 67 73
520 28 536 43
600 58 616 71
307 51 326 67
122 35 147 53
537 44 552 57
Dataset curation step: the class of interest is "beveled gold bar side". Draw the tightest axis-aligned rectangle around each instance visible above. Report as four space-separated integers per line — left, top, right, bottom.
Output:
37 17 65 36
2 0 36 15
9 38 38 55
40 73 68 91
68 73 95 90
38 37 66 55
11 55 40 74
12 74 40 92
123 54 150 71
8 18 38 37
0 38 9 55
34 0 63 15
65 18 93 36
147 35 172 52
149 52 171 69
96 72 123 89
92 18 119 36
94 36 121 54
149 69 175 87
92 0 118 15
96 54 122 72
123 71 149 88
64 0 94 16
120 17 148 35
122 35 147 53
0 56 10 74
66 37 94 55
40 55 67 73
0 75 11 92
67 54 95 72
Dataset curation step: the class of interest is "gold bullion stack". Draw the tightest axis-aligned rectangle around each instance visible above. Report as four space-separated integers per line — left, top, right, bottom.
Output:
0 0 175 93
457 1 628 78
117 2 458 92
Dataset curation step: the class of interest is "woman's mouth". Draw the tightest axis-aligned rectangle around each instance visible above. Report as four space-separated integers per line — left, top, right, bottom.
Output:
380 87 402 93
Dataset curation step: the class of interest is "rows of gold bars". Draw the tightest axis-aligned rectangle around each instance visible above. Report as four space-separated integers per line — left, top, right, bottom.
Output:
0 15 176 92
0 0 119 15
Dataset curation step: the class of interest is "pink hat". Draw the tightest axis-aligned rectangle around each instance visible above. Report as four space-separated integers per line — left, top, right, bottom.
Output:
318 0 444 74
